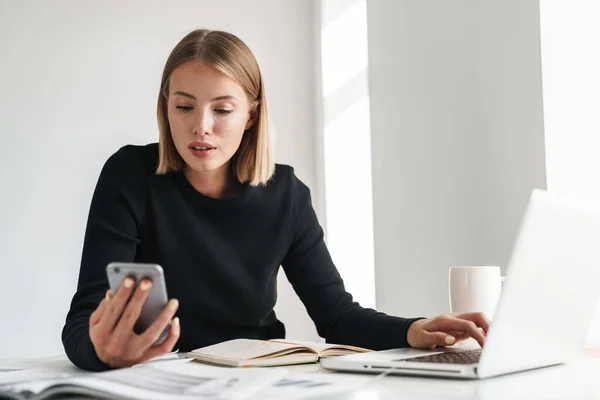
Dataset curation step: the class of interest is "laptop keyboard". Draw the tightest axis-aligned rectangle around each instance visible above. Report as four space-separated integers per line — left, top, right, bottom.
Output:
403 348 482 365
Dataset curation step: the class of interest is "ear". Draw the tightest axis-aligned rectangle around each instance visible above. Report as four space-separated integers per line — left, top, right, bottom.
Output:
244 108 258 131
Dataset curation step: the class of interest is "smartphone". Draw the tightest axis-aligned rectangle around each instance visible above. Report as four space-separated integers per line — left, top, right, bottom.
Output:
106 262 171 346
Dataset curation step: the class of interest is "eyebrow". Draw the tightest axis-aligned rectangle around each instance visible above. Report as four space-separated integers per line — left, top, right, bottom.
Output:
173 91 237 101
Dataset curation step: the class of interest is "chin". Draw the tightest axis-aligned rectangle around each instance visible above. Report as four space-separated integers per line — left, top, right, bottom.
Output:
184 158 227 173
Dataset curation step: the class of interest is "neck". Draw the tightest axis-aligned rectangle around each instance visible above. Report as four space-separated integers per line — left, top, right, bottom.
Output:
183 162 242 199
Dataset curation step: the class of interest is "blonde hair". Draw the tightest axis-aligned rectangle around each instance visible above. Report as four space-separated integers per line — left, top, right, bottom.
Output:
156 29 275 186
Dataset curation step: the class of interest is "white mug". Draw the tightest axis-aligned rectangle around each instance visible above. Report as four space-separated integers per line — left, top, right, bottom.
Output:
449 266 504 319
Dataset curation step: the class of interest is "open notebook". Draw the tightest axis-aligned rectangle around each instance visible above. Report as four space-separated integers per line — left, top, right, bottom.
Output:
185 339 372 367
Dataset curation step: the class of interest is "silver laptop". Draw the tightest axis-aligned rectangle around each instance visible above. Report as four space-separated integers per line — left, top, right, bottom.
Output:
321 189 600 379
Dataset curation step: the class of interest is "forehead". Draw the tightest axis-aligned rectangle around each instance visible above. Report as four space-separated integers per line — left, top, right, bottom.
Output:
169 60 245 100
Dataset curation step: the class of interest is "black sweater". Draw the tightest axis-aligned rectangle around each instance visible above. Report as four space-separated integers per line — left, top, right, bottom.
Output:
62 143 419 371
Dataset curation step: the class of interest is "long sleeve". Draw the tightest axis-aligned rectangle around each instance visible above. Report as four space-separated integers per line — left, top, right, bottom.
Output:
62 146 148 371
63 142 419 367
281 175 421 350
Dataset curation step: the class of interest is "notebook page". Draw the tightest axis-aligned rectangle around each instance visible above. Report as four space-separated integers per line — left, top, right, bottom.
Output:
191 339 312 361
270 340 371 355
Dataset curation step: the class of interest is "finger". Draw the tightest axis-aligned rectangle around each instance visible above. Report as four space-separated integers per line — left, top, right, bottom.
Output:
426 332 456 347
456 312 491 334
96 277 136 336
112 280 153 344
141 317 180 362
138 299 179 349
90 290 112 326
451 332 471 342
422 331 457 348
433 317 486 347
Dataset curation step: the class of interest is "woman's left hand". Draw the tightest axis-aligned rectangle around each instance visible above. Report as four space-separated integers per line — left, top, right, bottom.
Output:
406 312 490 349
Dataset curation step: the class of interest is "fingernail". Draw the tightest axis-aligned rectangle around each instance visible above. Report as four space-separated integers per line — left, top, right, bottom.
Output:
445 336 456 345
173 317 180 328
139 280 151 291
169 299 179 311
124 278 134 288
105 290 112 301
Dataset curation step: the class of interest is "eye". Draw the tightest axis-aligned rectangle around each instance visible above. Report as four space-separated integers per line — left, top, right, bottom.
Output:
176 105 193 112
215 109 233 115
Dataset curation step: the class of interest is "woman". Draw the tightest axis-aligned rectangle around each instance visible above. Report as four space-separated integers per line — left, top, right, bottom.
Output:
62 29 489 371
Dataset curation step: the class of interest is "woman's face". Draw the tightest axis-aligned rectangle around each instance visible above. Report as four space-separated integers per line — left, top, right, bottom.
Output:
167 60 256 175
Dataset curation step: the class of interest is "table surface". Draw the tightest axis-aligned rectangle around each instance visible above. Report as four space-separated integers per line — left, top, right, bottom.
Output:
1 351 600 400
287 351 600 400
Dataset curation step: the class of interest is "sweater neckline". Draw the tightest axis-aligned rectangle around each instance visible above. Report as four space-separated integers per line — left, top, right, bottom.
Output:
172 171 254 207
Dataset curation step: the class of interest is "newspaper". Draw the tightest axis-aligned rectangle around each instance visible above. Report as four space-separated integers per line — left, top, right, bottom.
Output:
1 359 288 400
1 354 373 400
0 355 75 373
252 371 372 399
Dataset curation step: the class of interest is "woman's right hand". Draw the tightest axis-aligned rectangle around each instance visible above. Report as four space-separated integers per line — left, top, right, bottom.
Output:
89 277 180 368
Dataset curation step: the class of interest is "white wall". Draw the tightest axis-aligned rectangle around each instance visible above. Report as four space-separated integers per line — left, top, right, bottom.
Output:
470 1 548 267
367 0 547 318
0 0 319 359
539 0 600 348
319 0 376 309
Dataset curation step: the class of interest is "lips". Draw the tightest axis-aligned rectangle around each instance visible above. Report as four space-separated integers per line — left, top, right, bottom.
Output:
189 141 216 150
189 142 216 159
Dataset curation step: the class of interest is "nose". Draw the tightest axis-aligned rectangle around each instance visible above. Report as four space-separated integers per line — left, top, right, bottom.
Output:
192 108 213 135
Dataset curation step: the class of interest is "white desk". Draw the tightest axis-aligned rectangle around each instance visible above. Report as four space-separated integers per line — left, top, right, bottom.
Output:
2 353 600 399
285 354 600 400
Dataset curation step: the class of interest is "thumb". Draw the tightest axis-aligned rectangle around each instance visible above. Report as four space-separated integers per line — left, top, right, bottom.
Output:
90 290 111 326
423 331 456 348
